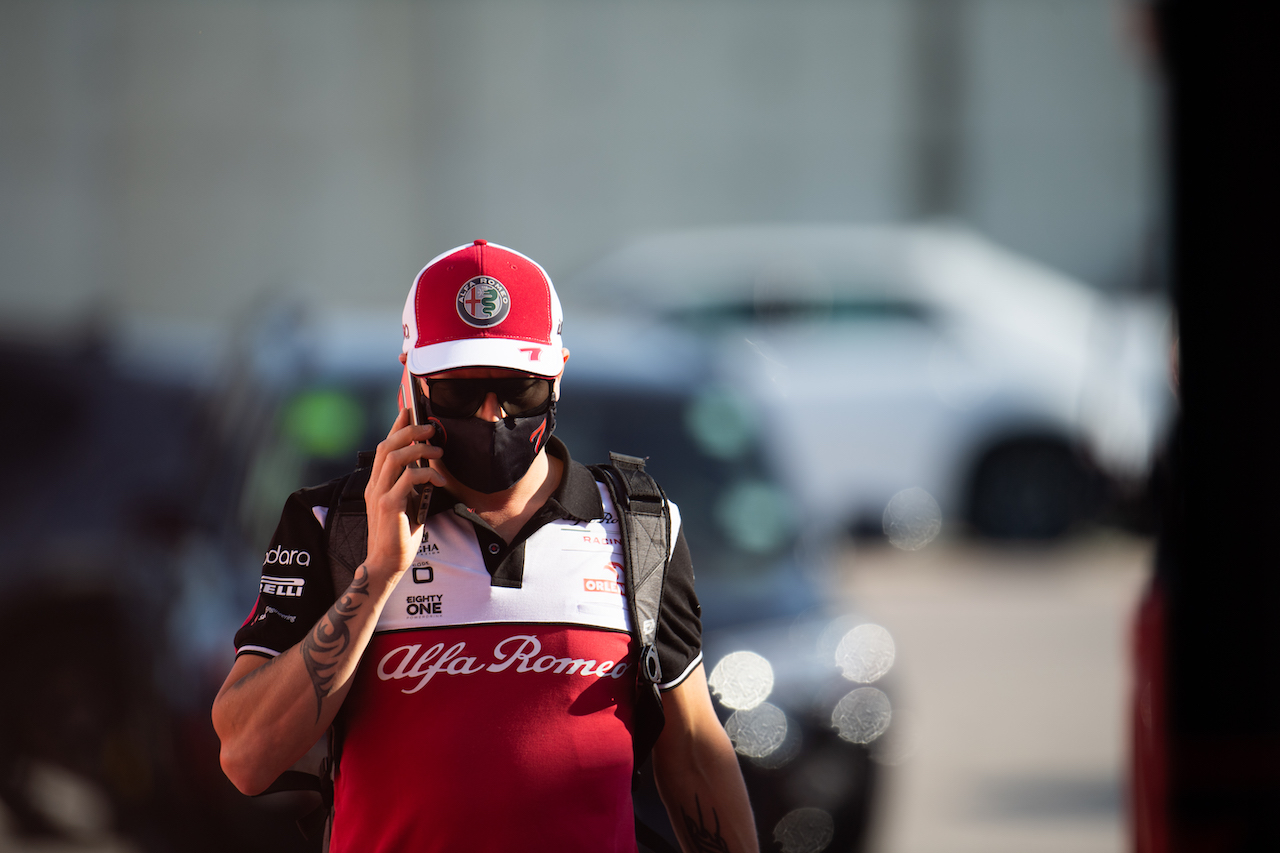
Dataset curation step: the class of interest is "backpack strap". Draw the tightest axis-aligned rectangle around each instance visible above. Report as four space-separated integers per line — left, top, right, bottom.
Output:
310 451 377 846
253 769 329 844
324 450 376 596
590 452 672 764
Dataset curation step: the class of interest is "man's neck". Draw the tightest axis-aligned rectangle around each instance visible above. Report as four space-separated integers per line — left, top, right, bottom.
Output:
438 451 563 543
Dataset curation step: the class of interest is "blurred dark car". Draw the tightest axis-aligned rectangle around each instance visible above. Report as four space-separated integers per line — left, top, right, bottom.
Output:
1 309 896 852
227 314 897 853
0 335 315 852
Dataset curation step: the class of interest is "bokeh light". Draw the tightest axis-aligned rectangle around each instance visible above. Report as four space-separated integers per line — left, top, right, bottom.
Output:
834 623 896 684
773 807 836 853
750 717 804 769
282 389 365 460
724 702 788 758
708 651 774 710
684 386 756 459
882 486 943 550
714 479 794 554
832 686 892 744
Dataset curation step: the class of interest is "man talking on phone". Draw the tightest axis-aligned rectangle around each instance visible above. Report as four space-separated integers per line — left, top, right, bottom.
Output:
211 240 758 853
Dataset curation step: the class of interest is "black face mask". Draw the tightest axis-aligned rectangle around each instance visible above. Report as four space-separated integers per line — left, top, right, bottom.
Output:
427 401 556 494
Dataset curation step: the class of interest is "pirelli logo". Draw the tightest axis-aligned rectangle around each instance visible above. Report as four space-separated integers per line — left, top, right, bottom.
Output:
261 576 306 597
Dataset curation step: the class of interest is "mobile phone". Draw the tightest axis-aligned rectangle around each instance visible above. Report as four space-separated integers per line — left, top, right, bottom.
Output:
400 363 439 525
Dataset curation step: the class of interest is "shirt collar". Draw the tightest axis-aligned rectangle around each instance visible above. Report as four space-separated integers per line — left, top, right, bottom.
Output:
543 436 606 523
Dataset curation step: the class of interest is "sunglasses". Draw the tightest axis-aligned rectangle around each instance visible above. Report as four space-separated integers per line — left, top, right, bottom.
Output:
419 377 555 419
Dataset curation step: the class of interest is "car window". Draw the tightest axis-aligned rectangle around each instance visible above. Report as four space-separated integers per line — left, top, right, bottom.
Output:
668 297 932 329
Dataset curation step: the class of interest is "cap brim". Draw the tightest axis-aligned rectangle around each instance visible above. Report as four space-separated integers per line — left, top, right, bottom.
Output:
406 337 563 377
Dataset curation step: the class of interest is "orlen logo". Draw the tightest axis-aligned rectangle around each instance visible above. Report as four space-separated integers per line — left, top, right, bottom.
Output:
261 576 305 597
584 562 626 595
263 545 311 567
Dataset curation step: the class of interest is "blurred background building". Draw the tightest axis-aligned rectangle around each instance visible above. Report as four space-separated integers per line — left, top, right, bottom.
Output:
1 0 1159 336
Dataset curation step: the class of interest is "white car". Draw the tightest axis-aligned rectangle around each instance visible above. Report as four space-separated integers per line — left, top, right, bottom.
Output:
569 223 1175 539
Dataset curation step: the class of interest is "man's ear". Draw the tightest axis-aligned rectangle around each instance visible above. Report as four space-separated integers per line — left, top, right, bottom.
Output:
553 348 570 399
399 353 408 365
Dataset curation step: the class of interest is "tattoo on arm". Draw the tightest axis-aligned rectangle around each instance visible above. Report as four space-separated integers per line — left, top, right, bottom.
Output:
681 795 731 853
299 567 371 722
233 652 278 688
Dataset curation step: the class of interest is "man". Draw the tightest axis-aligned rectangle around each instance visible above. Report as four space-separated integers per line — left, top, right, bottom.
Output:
212 240 758 853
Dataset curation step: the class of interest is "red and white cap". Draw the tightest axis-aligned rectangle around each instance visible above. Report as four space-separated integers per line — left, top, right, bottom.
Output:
401 239 564 377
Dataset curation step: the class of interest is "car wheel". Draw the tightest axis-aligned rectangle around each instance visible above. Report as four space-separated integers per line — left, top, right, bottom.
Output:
967 437 1095 539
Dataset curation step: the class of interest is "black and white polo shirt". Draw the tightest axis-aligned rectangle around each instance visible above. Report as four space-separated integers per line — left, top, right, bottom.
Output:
234 438 702 853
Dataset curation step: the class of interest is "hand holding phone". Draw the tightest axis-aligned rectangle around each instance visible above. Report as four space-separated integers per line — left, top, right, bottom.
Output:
399 364 445 525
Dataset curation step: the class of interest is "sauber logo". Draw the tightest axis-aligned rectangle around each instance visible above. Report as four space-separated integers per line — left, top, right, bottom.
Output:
261 576 305 597
584 562 626 594
263 546 310 567
377 634 631 695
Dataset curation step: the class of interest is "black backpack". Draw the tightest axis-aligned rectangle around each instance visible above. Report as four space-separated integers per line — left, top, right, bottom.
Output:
263 451 675 851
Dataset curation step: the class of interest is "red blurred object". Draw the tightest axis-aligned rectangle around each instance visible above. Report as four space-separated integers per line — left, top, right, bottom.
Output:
1131 577 1168 853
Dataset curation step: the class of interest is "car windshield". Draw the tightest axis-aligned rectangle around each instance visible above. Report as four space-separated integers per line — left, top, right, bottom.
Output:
554 383 798 583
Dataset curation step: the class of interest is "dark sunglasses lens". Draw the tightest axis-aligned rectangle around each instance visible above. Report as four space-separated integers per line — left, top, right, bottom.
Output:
498 378 551 416
426 378 551 418
427 381 486 417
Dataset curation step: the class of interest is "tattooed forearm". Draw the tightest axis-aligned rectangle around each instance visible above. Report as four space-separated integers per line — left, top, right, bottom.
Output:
681 795 731 853
299 566 371 721
232 651 279 689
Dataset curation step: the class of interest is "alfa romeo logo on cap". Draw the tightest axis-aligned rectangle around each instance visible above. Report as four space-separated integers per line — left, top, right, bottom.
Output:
456 276 511 328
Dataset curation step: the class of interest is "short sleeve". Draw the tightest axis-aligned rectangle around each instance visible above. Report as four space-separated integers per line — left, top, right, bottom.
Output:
233 481 340 658
655 503 702 691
